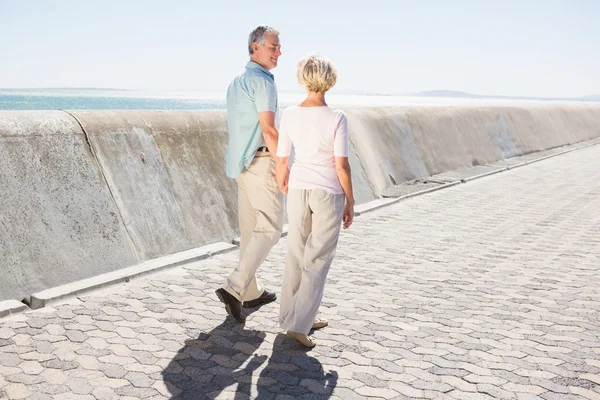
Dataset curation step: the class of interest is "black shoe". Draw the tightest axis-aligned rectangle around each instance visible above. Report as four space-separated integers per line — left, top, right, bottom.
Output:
243 289 277 308
215 288 245 322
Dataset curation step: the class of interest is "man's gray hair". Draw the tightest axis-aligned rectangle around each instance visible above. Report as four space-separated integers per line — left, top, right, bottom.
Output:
248 25 279 55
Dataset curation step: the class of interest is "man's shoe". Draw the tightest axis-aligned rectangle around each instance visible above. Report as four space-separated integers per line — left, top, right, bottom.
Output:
215 288 245 322
242 289 277 308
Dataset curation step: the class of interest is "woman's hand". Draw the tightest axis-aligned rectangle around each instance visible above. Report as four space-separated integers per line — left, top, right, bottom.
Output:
275 157 289 195
278 168 289 194
343 201 354 229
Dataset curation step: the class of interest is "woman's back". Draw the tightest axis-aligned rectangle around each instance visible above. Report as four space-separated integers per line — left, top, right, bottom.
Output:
278 105 349 194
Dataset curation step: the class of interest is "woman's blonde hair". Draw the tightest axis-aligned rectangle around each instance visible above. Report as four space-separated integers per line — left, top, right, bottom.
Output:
297 54 337 93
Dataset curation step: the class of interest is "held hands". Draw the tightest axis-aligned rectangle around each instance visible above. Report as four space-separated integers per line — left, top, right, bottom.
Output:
343 201 354 229
278 175 289 195
276 164 290 195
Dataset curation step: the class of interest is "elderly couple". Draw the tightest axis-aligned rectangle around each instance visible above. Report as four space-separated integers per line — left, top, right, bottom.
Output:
215 25 354 348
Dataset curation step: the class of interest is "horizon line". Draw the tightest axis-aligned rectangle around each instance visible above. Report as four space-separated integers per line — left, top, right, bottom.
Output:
0 87 599 101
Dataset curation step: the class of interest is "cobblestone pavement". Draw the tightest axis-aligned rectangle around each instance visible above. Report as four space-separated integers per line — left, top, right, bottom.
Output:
1 146 600 400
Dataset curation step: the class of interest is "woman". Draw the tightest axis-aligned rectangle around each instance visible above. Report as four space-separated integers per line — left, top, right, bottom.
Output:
276 54 355 348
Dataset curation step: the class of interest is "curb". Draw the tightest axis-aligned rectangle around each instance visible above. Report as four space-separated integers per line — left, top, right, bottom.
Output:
507 141 600 171
28 241 237 310
357 140 600 214
0 300 29 318
356 181 462 215
461 167 508 183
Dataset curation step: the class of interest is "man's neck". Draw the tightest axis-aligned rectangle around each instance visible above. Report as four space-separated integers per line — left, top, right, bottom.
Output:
250 56 269 71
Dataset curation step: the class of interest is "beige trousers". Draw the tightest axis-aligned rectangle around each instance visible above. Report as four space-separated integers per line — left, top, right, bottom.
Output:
224 153 284 302
279 188 345 334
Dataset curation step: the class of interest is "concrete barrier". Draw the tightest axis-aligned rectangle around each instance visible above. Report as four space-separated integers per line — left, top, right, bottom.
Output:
1 104 599 303
0 111 136 302
69 110 240 261
346 105 600 196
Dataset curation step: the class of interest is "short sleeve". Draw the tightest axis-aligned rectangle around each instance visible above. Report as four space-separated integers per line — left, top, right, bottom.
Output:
276 111 292 157
333 112 349 157
254 77 278 113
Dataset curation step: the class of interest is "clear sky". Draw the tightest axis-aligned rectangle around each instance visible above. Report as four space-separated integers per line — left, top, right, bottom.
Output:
1 0 598 97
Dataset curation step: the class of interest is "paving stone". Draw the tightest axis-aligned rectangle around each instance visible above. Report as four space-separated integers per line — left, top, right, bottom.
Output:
502 383 547 395
352 372 389 388
528 378 570 394
114 385 161 398
130 350 159 365
540 393 581 400
124 371 154 388
65 377 94 395
5 373 45 385
430 367 470 378
2 146 600 399
579 373 600 386
53 394 96 400
75 346 112 358
553 375 597 389
388 381 425 398
24 393 53 400
100 363 128 379
569 387 600 400
410 379 454 393
448 391 496 399
40 359 78 371
477 383 518 399
299 378 334 395
0 353 22 367
355 385 401 399
439 376 478 392
464 374 508 386
3 383 31 399
19 361 43 375
0 344 34 354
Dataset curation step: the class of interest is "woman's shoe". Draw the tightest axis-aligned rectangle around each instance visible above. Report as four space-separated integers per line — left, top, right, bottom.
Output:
286 330 316 348
311 319 328 330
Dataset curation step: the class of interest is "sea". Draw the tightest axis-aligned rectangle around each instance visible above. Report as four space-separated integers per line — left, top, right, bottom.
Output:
0 88 597 110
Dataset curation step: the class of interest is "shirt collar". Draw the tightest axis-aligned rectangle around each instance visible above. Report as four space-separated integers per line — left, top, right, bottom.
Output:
246 61 274 78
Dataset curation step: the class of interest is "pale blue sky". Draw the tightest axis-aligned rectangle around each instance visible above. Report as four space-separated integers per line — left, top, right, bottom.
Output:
1 0 598 97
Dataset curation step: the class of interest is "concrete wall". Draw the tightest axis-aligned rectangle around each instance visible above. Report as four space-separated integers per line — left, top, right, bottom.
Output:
1 104 599 301
346 105 600 195
70 111 240 261
0 111 136 302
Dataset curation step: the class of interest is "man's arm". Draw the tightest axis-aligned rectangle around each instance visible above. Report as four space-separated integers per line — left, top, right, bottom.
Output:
258 111 279 157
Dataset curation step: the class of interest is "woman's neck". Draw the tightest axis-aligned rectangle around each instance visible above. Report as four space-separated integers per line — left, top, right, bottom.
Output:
300 91 327 107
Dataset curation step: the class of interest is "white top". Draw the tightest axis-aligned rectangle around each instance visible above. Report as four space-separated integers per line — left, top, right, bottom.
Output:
276 106 349 194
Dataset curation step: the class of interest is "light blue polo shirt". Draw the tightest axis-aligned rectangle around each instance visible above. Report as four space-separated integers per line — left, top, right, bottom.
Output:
225 61 278 179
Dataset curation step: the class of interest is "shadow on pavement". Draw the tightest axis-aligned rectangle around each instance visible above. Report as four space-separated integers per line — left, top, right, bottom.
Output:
255 333 338 399
162 314 338 399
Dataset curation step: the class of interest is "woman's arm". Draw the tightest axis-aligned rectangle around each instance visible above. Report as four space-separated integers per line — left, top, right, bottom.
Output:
275 112 291 195
335 156 354 229
334 112 354 229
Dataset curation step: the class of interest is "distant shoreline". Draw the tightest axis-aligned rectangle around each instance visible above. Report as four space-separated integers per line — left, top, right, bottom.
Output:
0 88 599 102
1 89 599 111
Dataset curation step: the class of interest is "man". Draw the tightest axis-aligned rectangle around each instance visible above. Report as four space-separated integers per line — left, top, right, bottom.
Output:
216 25 285 322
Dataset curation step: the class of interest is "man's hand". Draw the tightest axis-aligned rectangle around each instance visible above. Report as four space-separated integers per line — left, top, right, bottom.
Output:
343 202 354 229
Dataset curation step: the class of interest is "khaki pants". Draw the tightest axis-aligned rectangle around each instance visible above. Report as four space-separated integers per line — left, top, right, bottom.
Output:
279 189 345 334
224 153 284 302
